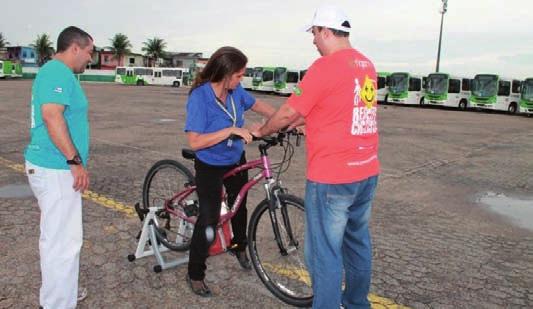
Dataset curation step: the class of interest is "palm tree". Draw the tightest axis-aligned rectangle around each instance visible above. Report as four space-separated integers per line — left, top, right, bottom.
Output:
0 33 9 48
142 37 166 67
32 34 54 66
109 33 132 66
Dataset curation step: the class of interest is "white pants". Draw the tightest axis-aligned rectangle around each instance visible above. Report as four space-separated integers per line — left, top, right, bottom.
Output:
25 161 83 309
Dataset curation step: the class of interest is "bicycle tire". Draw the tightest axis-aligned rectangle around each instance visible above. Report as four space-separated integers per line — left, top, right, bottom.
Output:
142 160 196 252
248 194 312 307
142 159 194 210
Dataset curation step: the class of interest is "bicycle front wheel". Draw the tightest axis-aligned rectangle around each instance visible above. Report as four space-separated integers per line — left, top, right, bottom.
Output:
142 160 197 252
248 194 312 307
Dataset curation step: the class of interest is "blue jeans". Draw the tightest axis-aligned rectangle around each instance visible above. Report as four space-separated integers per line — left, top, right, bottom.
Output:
304 176 378 309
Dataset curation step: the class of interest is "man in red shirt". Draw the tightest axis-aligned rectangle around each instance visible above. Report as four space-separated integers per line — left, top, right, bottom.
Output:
254 4 379 308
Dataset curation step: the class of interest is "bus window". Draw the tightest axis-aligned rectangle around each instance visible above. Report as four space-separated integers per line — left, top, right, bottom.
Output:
245 68 254 77
162 69 178 77
498 81 511 96
448 79 460 94
461 78 471 91
263 70 274 82
409 78 421 91
378 76 386 89
422 76 428 89
299 70 307 81
512 80 521 93
287 72 299 83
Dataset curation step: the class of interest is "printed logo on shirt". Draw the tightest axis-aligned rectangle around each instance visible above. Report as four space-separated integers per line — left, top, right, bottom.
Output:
293 85 303 96
354 60 371 69
53 87 63 93
351 76 377 136
361 76 376 109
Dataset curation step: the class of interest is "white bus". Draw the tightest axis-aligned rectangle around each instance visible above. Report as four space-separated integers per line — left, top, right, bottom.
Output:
115 66 188 87
0 60 22 78
470 74 521 114
241 68 254 90
252 67 275 92
424 73 471 110
273 67 306 95
387 72 424 105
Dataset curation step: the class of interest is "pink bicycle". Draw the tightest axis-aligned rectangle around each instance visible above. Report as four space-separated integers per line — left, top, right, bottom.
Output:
140 131 312 307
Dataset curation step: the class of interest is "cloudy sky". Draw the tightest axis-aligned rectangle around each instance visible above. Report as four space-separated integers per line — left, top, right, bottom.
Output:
4 0 533 78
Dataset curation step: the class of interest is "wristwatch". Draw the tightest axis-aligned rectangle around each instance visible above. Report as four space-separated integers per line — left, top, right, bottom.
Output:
66 154 83 165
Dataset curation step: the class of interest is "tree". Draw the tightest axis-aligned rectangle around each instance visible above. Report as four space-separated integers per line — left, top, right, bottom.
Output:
32 33 54 66
0 33 9 48
109 33 132 66
142 37 166 67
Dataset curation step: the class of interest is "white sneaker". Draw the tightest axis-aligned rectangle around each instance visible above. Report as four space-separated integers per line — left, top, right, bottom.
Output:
77 287 88 302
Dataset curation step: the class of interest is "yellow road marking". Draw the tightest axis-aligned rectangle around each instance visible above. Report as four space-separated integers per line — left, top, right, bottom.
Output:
263 262 410 308
0 157 135 217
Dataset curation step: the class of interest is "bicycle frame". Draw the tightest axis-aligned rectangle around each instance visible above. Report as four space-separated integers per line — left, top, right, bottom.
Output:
162 132 301 256
163 149 276 226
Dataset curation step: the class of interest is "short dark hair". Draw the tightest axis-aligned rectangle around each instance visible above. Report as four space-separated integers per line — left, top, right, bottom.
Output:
56 26 93 53
190 46 248 92
316 26 350 38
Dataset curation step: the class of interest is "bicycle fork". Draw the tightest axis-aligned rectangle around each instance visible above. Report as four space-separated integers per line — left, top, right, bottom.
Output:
266 187 299 256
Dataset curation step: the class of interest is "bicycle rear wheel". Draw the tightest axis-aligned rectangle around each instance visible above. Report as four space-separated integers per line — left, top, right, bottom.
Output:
248 194 312 307
142 160 197 251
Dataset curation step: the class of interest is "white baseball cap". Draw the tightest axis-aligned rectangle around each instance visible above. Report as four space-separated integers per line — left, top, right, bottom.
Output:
304 4 351 33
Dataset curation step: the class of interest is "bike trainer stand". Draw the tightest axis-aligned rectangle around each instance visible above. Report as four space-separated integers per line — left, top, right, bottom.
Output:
127 204 189 273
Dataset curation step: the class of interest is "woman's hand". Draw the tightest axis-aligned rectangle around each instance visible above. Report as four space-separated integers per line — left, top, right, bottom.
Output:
229 127 253 144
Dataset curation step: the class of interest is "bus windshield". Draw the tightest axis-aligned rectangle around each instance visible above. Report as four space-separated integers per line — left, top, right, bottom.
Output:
472 75 498 97
274 67 287 83
378 76 387 89
389 73 408 93
522 79 533 101
253 68 263 81
245 68 254 77
116 67 126 75
426 74 448 95
287 72 299 83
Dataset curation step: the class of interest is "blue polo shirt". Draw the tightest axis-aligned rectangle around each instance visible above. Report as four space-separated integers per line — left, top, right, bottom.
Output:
184 83 255 166
24 59 90 169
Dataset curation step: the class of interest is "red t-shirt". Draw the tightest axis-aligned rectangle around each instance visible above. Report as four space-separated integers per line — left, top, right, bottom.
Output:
287 48 379 184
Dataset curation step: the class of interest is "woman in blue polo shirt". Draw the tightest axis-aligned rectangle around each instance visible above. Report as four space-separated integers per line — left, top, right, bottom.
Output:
184 46 275 297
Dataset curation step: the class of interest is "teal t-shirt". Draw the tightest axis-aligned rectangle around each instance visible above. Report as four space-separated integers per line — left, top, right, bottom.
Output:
24 59 90 170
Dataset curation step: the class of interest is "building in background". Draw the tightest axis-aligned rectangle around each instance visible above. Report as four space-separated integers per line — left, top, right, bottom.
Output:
162 52 203 68
7 46 37 67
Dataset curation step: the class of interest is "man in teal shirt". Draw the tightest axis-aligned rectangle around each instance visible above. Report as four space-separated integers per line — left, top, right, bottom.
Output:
24 26 93 309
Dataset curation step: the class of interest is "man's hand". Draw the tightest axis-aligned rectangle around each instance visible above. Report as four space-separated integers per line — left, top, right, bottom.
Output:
70 165 89 193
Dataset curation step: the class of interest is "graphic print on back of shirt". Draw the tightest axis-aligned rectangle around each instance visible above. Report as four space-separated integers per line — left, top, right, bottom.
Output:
351 75 377 135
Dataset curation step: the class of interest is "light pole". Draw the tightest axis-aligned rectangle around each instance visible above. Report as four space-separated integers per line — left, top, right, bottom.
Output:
436 0 448 72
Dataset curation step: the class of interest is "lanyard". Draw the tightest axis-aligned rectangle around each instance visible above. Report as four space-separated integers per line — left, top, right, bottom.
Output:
215 94 237 127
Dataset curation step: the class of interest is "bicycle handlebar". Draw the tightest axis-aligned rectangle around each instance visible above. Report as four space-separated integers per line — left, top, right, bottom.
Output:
229 128 303 147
